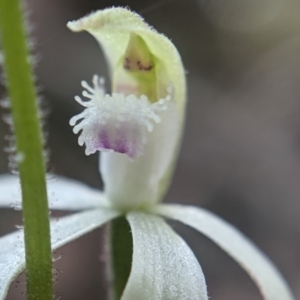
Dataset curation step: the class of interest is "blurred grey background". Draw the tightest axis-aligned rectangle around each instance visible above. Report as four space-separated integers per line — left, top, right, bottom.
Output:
0 0 300 299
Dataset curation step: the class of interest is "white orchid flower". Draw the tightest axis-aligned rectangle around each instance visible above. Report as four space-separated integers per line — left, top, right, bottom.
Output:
0 7 294 300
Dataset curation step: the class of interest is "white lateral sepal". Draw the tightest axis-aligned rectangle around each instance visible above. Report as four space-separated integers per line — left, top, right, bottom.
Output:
0 207 119 299
0 174 107 210
152 204 295 300
123 212 208 300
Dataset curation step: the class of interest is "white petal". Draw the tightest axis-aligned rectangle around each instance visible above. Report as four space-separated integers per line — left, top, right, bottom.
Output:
152 204 294 300
122 212 208 300
0 174 107 210
0 207 119 299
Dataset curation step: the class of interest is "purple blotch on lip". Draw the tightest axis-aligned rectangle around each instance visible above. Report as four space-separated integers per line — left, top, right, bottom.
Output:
113 127 136 158
114 139 129 154
95 127 137 159
97 129 111 149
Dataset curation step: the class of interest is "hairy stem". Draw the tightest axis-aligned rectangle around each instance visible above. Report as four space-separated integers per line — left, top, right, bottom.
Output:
0 0 53 299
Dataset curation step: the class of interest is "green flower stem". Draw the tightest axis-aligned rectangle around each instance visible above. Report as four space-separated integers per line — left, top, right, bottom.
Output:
0 0 53 299
109 216 133 300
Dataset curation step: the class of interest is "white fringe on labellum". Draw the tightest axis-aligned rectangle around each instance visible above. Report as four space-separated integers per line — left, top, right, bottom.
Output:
70 75 172 160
